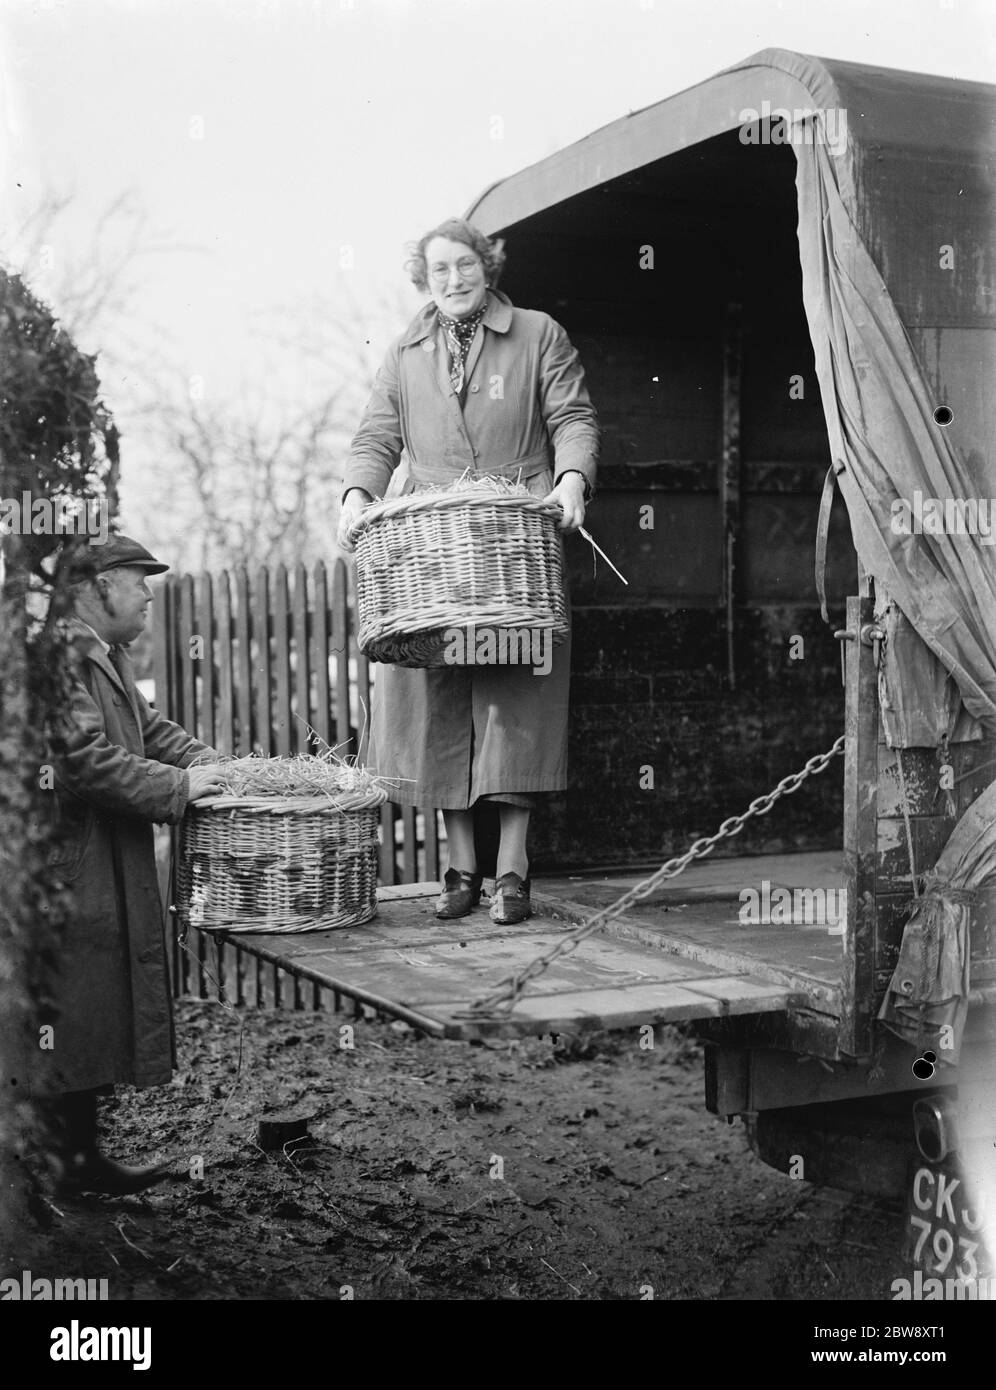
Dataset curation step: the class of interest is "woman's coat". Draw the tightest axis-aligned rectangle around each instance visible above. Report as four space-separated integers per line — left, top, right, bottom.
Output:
342 290 599 808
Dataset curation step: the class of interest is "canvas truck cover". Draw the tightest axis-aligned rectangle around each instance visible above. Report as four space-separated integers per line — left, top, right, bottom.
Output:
467 48 996 740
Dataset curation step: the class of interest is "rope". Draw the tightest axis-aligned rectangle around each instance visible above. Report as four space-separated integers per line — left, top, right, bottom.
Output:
895 747 920 900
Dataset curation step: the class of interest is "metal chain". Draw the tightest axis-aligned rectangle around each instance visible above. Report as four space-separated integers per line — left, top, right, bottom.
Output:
463 734 846 1018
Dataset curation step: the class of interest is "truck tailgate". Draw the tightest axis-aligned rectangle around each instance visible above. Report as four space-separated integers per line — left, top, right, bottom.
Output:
209 883 806 1040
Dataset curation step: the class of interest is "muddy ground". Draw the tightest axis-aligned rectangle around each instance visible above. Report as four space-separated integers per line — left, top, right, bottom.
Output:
4 996 912 1303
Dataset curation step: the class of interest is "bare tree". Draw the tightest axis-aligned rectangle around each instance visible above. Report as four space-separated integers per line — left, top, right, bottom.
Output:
152 384 352 573
1 192 420 575
0 188 195 369
143 279 417 574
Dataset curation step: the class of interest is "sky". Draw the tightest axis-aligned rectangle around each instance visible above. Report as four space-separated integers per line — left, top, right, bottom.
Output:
1 0 994 541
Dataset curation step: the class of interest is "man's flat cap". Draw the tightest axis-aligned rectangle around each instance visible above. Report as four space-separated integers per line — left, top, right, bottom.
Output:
68 534 170 579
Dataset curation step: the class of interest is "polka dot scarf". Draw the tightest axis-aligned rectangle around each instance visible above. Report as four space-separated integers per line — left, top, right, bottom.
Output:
438 304 487 394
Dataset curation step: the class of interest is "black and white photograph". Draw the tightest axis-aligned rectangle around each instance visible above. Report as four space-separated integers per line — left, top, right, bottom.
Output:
1 0 994 1351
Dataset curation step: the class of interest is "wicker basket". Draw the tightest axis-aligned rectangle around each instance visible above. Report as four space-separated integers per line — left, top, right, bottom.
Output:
175 788 386 935
349 482 568 667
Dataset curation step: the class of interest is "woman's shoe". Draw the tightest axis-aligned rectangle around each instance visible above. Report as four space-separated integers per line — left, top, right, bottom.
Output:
489 872 532 925
435 868 483 919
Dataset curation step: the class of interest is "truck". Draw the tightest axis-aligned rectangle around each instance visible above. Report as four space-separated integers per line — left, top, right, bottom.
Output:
159 49 996 1285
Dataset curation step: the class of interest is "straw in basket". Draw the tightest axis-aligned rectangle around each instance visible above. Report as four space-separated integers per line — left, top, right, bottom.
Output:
348 475 569 667
175 753 389 935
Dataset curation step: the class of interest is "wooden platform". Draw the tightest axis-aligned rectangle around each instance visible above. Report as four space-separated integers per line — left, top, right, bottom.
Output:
537 854 846 1016
207 871 842 1040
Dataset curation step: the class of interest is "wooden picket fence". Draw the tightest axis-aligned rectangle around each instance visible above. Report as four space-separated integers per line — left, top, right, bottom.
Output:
152 559 442 1006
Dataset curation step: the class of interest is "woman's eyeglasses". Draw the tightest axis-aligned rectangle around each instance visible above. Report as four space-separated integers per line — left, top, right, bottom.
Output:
428 257 483 283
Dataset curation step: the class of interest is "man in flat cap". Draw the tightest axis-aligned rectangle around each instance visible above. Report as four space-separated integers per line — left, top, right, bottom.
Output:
37 535 227 1194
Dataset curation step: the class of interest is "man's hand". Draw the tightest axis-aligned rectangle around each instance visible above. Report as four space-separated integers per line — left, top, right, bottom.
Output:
187 764 229 803
337 489 374 553
543 472 587 532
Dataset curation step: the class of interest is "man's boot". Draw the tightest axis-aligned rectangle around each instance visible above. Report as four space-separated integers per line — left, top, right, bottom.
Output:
52 1089 169 1197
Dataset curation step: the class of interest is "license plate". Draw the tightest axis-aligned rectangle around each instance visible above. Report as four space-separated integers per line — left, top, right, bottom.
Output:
904 1157 992 1282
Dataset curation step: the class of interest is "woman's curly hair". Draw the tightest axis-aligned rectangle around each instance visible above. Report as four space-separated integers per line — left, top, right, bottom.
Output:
405 218 506 294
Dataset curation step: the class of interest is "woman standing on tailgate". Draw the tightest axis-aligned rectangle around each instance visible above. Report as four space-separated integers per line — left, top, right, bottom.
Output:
338 218 598 925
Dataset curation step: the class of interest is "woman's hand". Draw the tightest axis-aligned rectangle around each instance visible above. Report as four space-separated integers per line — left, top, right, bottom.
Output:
543 472 587 532
337 488 374 553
